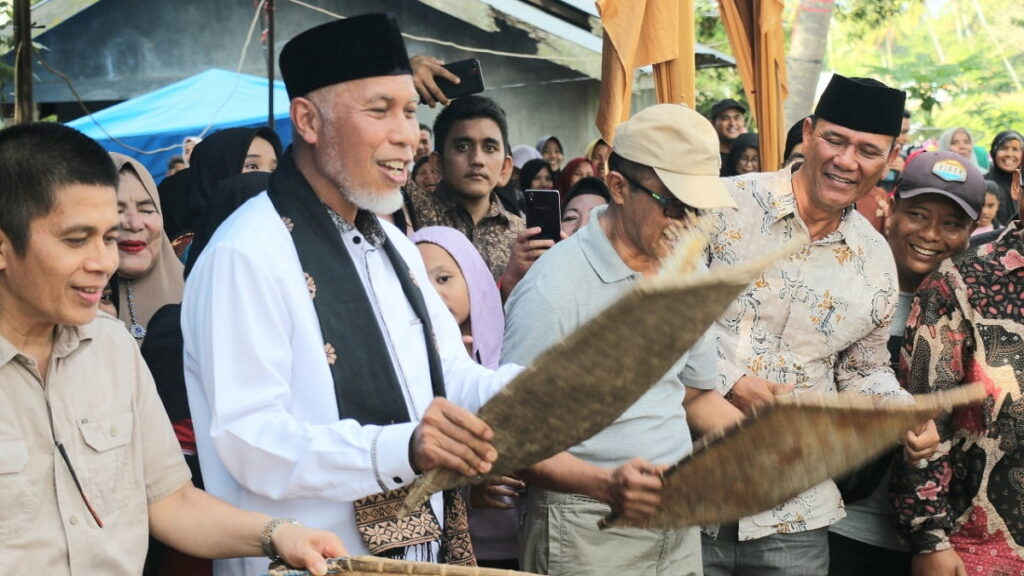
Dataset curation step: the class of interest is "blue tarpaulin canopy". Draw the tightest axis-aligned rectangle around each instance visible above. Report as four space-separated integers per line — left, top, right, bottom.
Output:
68 68 292 179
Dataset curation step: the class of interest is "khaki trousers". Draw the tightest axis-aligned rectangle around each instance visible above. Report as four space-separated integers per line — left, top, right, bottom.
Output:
520 488 702 576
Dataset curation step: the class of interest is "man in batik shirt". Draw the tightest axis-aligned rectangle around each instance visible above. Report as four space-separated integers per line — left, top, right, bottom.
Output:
408 96 526 281
702 74 938 575
894 169 1024 575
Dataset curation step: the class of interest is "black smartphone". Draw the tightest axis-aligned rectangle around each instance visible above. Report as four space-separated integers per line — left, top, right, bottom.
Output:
524 189 561 242
435 58 485 100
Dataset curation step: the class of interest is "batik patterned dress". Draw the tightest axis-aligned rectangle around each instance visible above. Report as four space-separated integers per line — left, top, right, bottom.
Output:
894 224 1024 574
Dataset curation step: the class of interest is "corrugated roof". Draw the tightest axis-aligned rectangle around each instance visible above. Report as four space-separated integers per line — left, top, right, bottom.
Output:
475 0 734 70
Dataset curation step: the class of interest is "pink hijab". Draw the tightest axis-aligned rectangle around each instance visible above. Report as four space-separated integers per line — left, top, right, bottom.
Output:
410 227 504 369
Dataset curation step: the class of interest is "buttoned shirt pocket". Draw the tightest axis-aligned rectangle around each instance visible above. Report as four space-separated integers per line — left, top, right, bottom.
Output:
0 439 39 542
77 410 135 515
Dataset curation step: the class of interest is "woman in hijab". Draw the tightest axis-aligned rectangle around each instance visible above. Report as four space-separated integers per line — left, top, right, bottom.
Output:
509 145 544 212
938 127 979 165
722 132 760 177
554 157 595 203
535 135 564 176
410 227 519 568
158 168 191 242
512 144 543 171
118 151 211 573
986 130 1023 226
585 138 611 180
111 153 184 343
176 126 282 253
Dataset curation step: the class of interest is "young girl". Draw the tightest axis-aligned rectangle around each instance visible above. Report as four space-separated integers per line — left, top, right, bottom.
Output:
410 226 523 569
972 181 1001 236
723 132 760 176
411 226 503 366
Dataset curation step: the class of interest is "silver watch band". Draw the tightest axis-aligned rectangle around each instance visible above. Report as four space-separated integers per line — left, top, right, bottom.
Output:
260 517 300 560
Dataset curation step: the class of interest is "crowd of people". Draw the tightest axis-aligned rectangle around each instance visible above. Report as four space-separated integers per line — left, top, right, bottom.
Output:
1 10 1023 576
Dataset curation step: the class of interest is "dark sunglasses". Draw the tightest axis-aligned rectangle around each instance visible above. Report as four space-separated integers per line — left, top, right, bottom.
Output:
620 172 696 220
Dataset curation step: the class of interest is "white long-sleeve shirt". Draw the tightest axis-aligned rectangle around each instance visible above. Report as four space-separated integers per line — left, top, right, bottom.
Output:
182 193 521 575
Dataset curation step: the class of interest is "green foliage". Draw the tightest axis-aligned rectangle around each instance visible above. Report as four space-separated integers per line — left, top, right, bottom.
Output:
831 0 1024 145
835 0 921 39
0 0 13 53
932 94 1024 146
0 0 12 114
864 52 994 127
693 0 747 121
695 0 730 48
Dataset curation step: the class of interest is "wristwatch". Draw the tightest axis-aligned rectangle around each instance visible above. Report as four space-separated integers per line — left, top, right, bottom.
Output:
260 517 301 561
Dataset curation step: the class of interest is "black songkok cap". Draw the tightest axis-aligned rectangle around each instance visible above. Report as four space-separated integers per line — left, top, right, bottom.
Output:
813 74 907 138
279 13 412 100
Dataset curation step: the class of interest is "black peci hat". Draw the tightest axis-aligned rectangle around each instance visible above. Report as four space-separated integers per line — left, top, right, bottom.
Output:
279 13 412 100
813 74 906 138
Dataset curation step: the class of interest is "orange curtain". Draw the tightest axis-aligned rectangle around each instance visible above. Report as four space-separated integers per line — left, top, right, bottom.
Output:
653 0 696 108
718 0 788 171
596 0 690 143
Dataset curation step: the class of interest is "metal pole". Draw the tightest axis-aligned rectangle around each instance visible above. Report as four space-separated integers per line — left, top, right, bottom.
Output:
13 0 33 124
266 0 275 128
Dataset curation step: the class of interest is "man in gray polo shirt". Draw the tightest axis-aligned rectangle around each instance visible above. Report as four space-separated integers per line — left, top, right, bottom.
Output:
503 104 744 576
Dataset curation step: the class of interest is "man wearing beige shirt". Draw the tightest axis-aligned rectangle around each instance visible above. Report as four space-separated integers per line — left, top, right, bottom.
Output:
0 123 346 575
701 75 938 575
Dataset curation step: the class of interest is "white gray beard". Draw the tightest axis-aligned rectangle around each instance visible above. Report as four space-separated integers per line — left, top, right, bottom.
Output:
344 186 404 215
317 149 405 215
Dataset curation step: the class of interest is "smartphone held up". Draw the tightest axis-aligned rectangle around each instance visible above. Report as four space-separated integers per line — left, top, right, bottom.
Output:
524 189 562 243
434 58 486 101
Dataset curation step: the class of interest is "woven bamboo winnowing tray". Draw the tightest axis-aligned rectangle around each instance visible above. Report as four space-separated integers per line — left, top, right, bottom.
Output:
601 383 987 529
401 231 799 514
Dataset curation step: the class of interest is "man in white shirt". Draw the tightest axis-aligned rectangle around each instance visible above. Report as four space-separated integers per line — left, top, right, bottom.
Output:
183 14 520 575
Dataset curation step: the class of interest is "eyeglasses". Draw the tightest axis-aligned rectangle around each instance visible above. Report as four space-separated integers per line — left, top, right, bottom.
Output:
620 173 696 220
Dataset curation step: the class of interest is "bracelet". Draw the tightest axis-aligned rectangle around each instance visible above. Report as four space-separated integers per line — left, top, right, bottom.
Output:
261 517 301 561
724 373 747 403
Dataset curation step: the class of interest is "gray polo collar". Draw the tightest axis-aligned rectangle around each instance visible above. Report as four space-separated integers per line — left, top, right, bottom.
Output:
576 205 641 284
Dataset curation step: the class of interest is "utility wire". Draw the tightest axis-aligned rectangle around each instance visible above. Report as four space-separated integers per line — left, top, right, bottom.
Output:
42 0 601 156
43 0 267 156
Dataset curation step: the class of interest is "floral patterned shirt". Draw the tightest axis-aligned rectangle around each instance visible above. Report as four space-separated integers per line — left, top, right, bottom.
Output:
408 180 525 281
705 168 909 541
892 223 1024 572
